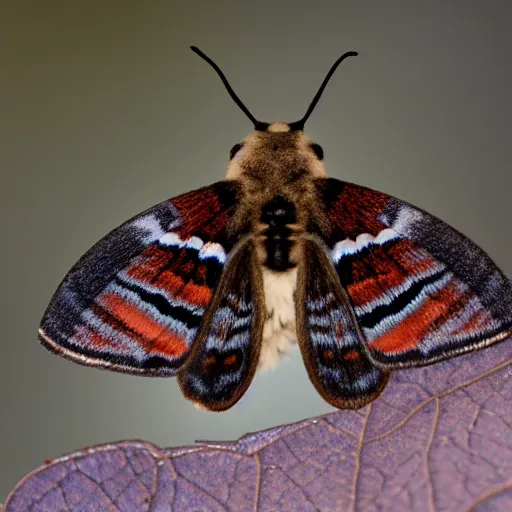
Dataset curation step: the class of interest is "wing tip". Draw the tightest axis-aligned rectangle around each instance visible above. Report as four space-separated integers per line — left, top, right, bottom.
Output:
312 368 392 411
176 370 248 412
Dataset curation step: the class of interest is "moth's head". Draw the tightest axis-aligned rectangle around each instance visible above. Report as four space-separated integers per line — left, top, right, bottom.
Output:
190 46 357 182
225 122 326 180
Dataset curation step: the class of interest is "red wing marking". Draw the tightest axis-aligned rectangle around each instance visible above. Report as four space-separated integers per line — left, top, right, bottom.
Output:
369 279 464 354
179 281 212 308
100 293 188 357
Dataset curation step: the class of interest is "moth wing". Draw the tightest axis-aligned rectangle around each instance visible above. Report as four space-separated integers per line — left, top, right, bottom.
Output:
296 236 390 409
39 181 240 376
177 238 265 411
315 178 512 368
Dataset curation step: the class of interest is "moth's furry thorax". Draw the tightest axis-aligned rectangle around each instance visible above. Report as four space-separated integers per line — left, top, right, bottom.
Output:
225 122 327 182
223 122 330 369
225 123 330 268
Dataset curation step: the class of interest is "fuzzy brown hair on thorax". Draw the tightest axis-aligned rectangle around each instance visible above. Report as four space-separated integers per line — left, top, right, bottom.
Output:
225 124 329 270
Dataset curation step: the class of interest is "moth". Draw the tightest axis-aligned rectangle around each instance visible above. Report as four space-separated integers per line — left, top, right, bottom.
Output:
39 46 512 412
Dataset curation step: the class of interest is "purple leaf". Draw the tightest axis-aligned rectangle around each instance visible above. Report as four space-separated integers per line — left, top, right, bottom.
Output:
3 340 511 511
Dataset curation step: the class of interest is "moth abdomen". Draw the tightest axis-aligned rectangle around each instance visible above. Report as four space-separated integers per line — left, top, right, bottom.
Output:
260 195 298 271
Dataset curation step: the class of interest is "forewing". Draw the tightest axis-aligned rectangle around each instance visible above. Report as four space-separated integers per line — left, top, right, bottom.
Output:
177 238 265 411
315 178 512 368
39 181 240 376
296 236 390 409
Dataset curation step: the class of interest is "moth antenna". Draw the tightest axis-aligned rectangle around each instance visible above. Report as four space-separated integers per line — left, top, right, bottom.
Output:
191 46 269 131
289 51 358 131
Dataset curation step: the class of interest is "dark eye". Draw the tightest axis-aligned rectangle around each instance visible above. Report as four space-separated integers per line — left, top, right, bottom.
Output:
230 143 243 160
311 143 324 160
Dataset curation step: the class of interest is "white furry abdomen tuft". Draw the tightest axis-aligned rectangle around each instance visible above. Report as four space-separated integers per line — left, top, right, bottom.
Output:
258 267 298 371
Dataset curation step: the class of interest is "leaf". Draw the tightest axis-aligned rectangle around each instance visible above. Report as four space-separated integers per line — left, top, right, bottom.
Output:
3 340 511 512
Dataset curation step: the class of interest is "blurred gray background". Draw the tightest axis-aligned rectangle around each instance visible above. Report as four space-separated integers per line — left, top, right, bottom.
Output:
1 1 511 499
